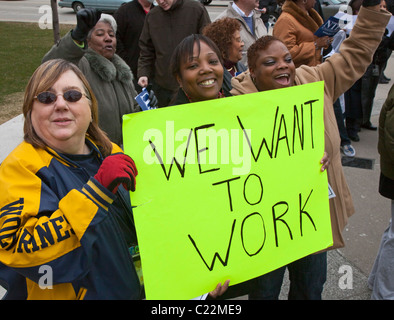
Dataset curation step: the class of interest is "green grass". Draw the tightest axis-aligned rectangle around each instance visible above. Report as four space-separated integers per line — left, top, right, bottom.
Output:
0 22 73 105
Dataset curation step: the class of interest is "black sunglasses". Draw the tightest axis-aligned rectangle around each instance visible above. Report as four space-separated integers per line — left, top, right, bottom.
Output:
34 90 86 104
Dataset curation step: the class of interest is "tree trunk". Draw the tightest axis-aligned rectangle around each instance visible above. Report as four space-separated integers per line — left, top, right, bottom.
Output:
51 0 60 43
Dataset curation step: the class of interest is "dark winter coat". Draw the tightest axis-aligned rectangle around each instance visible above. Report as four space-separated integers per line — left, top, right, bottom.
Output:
114 0 154 82
43 32 140 146
378 84 394 199
137 0 211 92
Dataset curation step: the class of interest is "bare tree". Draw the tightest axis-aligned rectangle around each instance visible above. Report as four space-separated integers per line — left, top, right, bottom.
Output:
50 0 60 43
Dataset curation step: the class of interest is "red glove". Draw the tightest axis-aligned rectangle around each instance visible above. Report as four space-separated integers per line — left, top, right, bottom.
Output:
94 154 138 194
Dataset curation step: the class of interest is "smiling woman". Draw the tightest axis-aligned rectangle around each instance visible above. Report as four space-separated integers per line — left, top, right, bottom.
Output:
247 35 295 90
0 59 142 300
30 71 92 154
42 9 142 147
230 2 391 300
166 34 264 299
170 34 224 104
202 18 248 96
168 34 232 297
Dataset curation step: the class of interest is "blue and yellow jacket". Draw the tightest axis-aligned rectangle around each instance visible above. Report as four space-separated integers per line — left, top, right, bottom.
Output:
0 138 141 299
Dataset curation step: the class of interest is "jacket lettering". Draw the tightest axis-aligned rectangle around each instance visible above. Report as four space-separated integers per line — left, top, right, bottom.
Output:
0 198 24 218
36 222 55 249
0 198 24 250
1 199 74 253
16 215 73 253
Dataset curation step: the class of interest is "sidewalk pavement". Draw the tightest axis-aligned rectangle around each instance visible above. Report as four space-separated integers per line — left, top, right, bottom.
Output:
1 55 393 300
280 55 394 300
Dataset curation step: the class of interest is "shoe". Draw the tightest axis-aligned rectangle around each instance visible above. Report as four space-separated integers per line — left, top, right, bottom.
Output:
379 77 390 84
341 144 356 157
361 122 377 131
348 133 360 142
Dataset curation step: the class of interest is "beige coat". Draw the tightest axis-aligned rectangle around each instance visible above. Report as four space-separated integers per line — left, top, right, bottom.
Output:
273 0 324 67
231 6 391 249
215 2 267 66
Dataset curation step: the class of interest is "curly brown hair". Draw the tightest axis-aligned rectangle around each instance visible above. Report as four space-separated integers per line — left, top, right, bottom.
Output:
202 18 241 61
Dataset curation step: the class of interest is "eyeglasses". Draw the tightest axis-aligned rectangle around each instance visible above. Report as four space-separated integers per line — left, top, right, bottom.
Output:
34 90 86 104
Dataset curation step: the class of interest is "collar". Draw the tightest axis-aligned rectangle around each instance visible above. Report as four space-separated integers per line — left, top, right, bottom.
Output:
46 136 104 168
281 0 322 32
167 0 183 11
136 0 154 13
84 48 133 84
232 2 254 17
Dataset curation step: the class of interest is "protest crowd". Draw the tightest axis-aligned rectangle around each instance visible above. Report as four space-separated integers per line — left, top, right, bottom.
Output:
0 0 393 301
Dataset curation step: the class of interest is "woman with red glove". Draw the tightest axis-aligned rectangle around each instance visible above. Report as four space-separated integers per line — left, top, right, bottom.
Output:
0 59 140 299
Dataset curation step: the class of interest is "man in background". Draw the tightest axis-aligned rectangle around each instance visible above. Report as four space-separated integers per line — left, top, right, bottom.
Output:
114 0 155 92
137 0 211 107
215 0 267 66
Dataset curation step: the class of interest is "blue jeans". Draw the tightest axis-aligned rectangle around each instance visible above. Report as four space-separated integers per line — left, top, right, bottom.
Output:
249 252 327 300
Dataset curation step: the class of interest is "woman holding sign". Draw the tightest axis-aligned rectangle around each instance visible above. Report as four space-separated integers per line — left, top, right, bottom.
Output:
169 33 330 299
169 34 249 298
230 0 391 299
0 59 141 299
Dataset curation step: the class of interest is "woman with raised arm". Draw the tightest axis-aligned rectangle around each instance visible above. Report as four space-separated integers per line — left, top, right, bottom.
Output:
230 0 391 299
